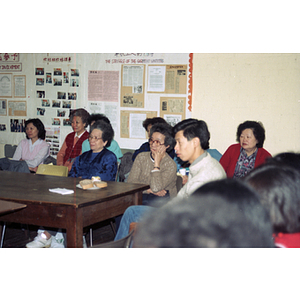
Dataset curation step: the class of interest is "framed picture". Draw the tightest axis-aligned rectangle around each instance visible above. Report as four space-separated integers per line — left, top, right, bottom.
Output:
0 73 12 97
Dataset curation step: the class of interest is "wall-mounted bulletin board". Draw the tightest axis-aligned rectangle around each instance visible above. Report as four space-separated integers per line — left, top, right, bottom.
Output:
0 53 193 151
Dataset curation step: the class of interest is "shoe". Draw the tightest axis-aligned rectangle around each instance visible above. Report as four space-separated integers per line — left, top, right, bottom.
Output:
26 232 52 248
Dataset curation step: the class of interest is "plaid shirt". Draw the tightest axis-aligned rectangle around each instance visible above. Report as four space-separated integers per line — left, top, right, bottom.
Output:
233 147 258 178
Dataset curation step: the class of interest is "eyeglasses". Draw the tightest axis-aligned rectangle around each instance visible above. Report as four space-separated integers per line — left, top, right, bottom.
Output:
88 136 103 141
149 138 165 146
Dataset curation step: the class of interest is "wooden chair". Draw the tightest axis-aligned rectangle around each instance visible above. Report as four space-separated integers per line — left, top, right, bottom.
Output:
90 230 134 248
36 164 68 177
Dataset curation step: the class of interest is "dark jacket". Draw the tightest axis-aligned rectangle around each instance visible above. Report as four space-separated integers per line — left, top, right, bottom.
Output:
68 148 117 181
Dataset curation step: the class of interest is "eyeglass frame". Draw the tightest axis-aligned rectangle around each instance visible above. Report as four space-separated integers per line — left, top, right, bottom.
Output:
88 135 103 141
148 138 165 146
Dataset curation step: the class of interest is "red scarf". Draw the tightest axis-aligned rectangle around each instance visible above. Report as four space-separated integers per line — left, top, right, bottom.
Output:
63 131 89 164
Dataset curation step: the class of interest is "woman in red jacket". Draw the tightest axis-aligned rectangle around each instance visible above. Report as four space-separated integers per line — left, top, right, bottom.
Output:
220 120 271 178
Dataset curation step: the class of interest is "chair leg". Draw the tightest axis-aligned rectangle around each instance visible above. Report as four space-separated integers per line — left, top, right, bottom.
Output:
0 222 6 248
89 228 93 247
110 220 116 236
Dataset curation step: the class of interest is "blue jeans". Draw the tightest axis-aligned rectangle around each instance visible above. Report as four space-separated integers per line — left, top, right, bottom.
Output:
114 205 155 241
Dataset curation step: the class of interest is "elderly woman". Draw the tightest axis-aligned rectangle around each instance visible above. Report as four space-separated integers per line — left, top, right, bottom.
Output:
12 118 49 172
127 122 177 206
26 120 117 248
56 108 90 171
68 119 118 181
220 120 271 178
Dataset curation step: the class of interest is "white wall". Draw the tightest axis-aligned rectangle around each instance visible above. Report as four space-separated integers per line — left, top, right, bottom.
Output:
192 53 300 156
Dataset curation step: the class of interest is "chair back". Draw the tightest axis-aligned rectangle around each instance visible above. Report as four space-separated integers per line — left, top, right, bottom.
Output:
91 230 134 248
36 164 68 177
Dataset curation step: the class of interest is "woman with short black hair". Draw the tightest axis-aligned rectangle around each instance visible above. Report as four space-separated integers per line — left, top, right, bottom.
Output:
220 120 272 178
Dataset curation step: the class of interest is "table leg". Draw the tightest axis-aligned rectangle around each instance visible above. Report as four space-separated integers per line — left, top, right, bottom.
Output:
65 207 83 248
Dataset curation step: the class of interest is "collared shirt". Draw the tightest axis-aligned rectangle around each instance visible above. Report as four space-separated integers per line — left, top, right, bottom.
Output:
233 147 258 178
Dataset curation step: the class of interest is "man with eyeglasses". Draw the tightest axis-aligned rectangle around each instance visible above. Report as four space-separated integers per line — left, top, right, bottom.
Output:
114 118 226 241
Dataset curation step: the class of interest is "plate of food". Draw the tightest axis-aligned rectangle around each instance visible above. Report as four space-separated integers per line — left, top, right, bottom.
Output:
77 178 108 190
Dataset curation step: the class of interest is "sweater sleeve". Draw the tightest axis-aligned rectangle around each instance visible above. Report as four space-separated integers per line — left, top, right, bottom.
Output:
149 157 177 193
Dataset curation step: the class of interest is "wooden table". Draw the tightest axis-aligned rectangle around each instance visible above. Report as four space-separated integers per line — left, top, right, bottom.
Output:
0 171 149 247
0 200 27 216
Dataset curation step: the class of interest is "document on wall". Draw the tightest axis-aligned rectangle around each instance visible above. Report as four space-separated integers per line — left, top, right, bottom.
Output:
8 101 26 116
14 75 26 98
0 73 12 97
120 110 157 138
147 66 166 92
123 65 144 92
130 113 147 139
88 70 119 102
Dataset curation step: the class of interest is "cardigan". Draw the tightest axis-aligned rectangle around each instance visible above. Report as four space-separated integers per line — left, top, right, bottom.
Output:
273 232 300 248
68 148 117 181
219 143 272 178
127 151 178 198
57 131 89 170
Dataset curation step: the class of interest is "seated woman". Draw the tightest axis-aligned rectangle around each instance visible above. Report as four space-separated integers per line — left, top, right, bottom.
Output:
26 120 118 248
220 120 271 178
244 161 300 248
132 117 175 162
56 108 90 172
127 122 177 207
81 113 123 163
12 118 49 172
69 119 118 180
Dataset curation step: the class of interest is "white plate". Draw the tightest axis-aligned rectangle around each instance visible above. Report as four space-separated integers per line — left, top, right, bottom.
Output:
76 184 100 190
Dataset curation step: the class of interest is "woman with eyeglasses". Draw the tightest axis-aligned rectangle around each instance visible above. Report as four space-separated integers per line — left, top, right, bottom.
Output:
127 123 177 207
68 119 118 181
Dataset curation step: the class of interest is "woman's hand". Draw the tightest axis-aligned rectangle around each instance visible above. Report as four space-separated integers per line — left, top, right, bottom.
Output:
152 144 167 166
147 188 167 197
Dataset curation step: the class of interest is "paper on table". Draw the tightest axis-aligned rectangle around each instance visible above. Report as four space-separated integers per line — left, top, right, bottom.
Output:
49 188 74 195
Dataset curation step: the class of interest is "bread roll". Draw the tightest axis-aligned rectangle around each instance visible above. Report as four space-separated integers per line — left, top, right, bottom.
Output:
79 179 94 190
94 181 107 188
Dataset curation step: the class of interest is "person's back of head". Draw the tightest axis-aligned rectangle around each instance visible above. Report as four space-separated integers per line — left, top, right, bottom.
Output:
142 117 167 131
134 178 274 248
266 152 300 171
244 163 300 234
173 118 210 150
88 113 111 126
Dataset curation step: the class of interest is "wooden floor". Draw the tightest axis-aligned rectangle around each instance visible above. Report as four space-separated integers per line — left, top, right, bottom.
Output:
1 219 116 248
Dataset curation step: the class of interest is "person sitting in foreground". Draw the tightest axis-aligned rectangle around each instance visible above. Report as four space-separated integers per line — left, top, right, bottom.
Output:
68 119 118 180
56 108 90 171
220 120 272 178
26 120 118 248
81 113 123 163
132 117 175 161
12 118 50 172
114 118 226 241
133 179 274 248
127 122 177 207
244 161 300 248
